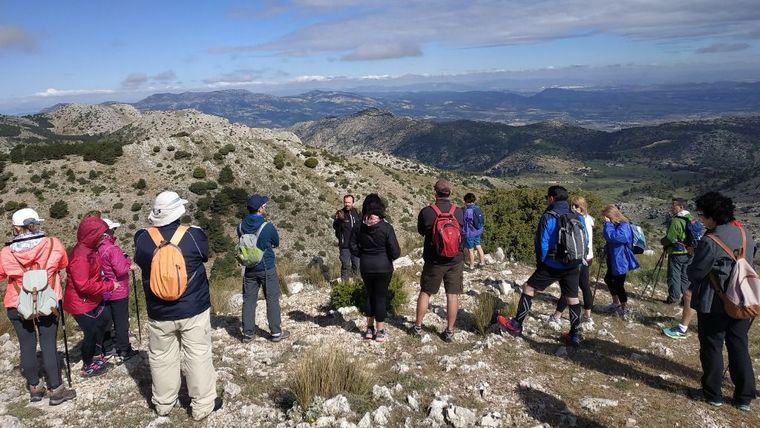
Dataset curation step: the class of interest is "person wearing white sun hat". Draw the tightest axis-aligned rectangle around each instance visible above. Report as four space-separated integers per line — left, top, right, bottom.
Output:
133 191 220 420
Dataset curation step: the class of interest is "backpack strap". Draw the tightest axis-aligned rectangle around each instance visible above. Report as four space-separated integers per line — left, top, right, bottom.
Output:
707 234 738 262
429 203 443 216
447 204 456 216
147 227 165 247
170 225 189 247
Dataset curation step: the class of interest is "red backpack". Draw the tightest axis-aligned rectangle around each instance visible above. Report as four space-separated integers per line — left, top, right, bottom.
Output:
430 204 462 258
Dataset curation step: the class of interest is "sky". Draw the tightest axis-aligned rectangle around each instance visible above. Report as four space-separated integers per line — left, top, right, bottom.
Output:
1 0 759 113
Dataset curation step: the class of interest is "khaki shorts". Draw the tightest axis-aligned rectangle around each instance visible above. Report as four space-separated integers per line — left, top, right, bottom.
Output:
420 262 464 295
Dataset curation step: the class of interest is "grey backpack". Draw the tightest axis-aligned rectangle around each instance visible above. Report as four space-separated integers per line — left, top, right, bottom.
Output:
235 222 268 267
550 211 587 264
13 238 59 320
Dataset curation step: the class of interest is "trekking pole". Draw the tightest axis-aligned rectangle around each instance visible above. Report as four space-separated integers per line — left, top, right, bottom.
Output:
649 251 666 299
592 250 604 302
131 270 142 345
58 300 72 387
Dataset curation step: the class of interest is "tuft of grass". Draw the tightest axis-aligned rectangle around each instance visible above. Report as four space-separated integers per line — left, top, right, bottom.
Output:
209 276 240 315
303 264 328 288
288 346 374 408
473 292 500 335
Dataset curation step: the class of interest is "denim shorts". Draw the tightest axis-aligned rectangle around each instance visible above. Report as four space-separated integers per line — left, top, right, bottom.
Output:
464 236 481 249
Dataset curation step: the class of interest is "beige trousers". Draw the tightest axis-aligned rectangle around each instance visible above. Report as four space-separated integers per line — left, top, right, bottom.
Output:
147 308 217 420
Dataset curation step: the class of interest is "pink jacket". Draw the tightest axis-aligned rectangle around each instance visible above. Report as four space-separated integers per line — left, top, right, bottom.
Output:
97 236 132 301
1 236 68 309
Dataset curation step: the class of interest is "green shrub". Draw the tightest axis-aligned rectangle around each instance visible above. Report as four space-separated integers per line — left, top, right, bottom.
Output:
174 150 192 160
387 273 409 315
166 145 176 152
49 200 69 219
113 202 124 210
132 178 146 190
218 166 234 184
189 181 209 195
30 175 42 183
329 280 364 310
130 202 142 212
304 157 319 168
473 293 501 335
274 152 285 170
192 167 207 179
4 201 19 212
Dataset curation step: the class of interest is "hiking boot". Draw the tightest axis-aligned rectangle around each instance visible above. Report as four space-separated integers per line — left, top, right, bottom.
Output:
410 324 424 338
496 315 522 337
48 384 76 406
81 361 109 378
735 403 751 412
241 334 254 344
375 329 388 343
28 383 46 402
363 326 375 340
270 330 290 342
441 329 454 343
662 326 688 340
193 397 223 421
118 348 139 361
561 332 582 347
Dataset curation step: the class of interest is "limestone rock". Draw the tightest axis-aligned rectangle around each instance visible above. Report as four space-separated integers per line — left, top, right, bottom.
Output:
393 256 415 268
372 405 391 426
493 247 506 262
323 395 351 417
373 385 394 401
427 397 448 424
444 405 477 428
287 281 304 295
228 293 244 311
580 397 619 413
407 394 420 412
224 381 241 398
479 412 502 427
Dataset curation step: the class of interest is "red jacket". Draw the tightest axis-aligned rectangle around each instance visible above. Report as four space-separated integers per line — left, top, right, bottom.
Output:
64 217 115 315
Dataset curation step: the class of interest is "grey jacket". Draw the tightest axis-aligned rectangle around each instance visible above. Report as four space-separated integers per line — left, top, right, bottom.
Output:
688 223 756 314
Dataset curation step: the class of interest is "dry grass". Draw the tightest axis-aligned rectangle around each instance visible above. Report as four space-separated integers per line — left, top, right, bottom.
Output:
209 276 240 315
288 345 374 408
473 292 500 335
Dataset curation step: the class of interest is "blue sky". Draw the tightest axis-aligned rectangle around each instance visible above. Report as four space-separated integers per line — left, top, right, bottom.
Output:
1 0 759 113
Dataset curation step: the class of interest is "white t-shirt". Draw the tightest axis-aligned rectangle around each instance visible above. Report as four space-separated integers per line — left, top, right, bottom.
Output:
584 214 595 260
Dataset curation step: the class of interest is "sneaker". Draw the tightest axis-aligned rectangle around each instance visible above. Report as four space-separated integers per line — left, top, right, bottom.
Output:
81 361 109 378
561 332 582 347
441 329 454 343
48 384 76 406
241 334 254 344
547 314 562 325
597 304 621 314
118 348 139 361
688 388 723 407
581 316 594 327
363 326 375 340
735 403 751 412
375 329 388 343
662 326 688 340
270 330 290 342
410 324 424 338
496 315 523 337
28 383 46 402
104 348 118 358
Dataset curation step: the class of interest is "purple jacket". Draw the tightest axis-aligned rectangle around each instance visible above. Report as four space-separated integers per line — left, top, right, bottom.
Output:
98 236 132 301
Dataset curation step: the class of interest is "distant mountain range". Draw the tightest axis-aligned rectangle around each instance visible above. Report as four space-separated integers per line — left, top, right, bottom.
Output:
116 82 760 129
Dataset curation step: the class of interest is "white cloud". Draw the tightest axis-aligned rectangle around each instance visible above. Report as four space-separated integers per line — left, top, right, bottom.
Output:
212 0 760 60
293 75 334 82
34 88 116 97
0 25 37 52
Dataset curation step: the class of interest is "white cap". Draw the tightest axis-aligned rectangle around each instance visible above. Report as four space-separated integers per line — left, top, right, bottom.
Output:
148 191 188 227
103 218 121 229
12 208 44 227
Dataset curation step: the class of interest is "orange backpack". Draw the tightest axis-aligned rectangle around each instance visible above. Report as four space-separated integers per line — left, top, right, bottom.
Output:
147 226 189 301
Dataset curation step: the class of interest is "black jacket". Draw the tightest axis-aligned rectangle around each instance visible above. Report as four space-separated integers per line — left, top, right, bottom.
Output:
134 220 211 321
350 219 401 274
417 198 464 265
333 208 360 249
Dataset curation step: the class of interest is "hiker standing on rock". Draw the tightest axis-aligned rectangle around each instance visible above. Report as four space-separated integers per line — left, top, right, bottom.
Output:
134 191 220 421
498 185 587 346
99 219 139 361
411 179 464 343
549 196 595 328
462 193 486 270
334 194 361 282
350 194 401 343
662 198 696 305
238 194 289 344
65 216 120 378
598 205 639 317
1 208 76 405
683 192 757 411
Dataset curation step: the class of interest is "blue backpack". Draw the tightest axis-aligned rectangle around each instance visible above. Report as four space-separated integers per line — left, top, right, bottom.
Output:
676 216 704 249
463 206 483 238
630 223 647 255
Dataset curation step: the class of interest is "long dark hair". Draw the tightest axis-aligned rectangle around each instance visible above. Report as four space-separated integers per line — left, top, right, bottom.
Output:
362 193 386 219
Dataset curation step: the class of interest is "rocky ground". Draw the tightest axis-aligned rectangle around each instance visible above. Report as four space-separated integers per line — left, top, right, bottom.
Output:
1 250 760 427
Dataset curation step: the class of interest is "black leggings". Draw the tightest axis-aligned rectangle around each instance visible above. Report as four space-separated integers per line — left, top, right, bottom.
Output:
605 269 628 304
556 263 593 312
73 304 111 366
362 272 393 323
103 297 131 353
7 308 62 389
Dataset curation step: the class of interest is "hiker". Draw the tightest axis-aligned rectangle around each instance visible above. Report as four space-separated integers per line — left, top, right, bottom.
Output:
462 193 486 270
99 219 138 360
350 193 401 343
134 191 220 420
598 205 640 316
498 185 587 346
0 208 76 405
682 192 757 411
238 194 289 343
661 198 694 305
64 216 119 377
411 179 465 343
549 196 595 327
333 194 361 281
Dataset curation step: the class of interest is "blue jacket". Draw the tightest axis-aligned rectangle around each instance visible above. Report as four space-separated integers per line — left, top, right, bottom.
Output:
463 204 485 238
603 221 640 276
134 220 210 321
238 214 280 273
535 201 586 270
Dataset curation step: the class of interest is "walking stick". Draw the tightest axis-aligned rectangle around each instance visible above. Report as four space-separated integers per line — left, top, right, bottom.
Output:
58 300 72 387
648 251 666 299
131 270 142 345
592 250 605 301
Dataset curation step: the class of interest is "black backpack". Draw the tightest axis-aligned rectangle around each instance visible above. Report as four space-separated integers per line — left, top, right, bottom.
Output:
549 211 587 264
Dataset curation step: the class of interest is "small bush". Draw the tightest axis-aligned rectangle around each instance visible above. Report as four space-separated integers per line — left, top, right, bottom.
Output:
130 202 142 212
288 346 373 408
132 178 146 190
274 152 285 170
189 181 209 195
174 150 192 160
113 202 124 210
387 273 409 316
218 166 234 184
473 293 501 335
304 157 319 169
49 200 69 219
329 280 364 310
192 167 207 179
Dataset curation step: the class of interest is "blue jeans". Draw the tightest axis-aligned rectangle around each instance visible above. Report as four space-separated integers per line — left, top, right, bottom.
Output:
339 248 360 281
242 268 282 336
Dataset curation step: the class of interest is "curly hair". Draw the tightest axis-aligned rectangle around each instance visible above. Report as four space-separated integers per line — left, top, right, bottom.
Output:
694 192 735 225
